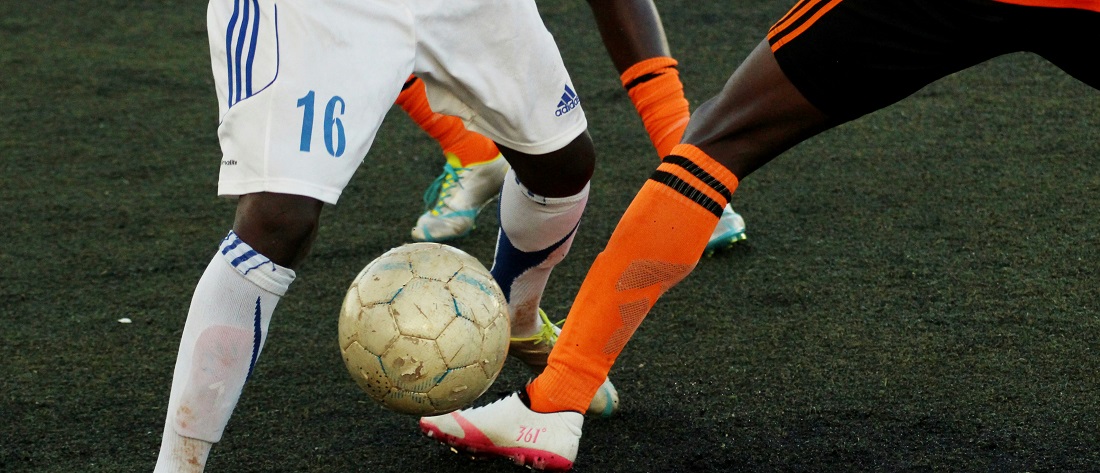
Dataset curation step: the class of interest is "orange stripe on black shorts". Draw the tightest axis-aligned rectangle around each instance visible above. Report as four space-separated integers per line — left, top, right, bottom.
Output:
768 0 846 52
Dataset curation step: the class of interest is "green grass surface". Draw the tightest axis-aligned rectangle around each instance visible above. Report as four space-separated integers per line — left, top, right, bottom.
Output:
2 1 1098 471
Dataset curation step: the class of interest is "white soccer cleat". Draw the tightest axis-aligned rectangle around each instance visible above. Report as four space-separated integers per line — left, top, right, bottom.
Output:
411 153 509 242
705 203 747 256
420 391 583 471
508 309 620 417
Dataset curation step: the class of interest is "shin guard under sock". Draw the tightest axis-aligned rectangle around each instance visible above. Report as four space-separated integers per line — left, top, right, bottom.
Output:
491 170 589 337
161 232 294 443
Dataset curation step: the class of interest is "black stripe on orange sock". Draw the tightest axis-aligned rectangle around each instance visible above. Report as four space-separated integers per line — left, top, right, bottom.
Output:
649 170 725 217
619 57 679 88
623 65 677 91
660 155 734 203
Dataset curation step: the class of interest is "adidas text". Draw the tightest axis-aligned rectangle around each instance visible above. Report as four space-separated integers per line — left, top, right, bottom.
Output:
555 85 580 116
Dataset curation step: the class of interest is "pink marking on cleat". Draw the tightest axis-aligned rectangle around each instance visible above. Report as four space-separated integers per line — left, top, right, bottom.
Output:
420 413 574 471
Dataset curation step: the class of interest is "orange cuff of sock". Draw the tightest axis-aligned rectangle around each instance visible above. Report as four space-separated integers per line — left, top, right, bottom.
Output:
620 57 691 158
619 57 680 88
667 144 739 195
396 76 500 166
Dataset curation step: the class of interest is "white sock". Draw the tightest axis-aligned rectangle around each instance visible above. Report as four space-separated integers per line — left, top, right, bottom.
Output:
155 231 295 472
155 422 212 473
491 170 589 337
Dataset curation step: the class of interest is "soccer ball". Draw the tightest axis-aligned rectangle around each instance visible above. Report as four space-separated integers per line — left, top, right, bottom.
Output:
338 242 510 415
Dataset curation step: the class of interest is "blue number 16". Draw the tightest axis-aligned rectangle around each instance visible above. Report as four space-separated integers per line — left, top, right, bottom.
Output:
296 90 347 158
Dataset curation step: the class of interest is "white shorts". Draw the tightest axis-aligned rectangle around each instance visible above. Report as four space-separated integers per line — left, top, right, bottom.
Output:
209 0 588 203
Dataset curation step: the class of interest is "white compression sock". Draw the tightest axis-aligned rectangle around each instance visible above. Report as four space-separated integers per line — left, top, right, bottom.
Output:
491 170 589 337
155 231 295 472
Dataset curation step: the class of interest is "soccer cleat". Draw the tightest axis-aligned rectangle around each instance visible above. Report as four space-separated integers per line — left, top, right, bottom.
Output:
510 309 619 418
420 390 583 471
411 153 509 242
704 204 747 256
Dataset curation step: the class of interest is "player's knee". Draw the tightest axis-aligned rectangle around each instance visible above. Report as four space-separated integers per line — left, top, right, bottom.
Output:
506 131 595 198
555 132 596 189
233 192 323 267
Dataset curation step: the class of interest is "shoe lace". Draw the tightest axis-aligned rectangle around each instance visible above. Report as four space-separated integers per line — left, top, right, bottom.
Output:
509 308 564 345
422 161 469 216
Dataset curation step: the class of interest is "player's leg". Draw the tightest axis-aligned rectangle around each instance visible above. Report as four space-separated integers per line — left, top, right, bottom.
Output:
587 0 668 72
420 0 1012 468
155 191 323 466
489 132 594 331
588 0 746 251
411 0 617 419
589 0 684 157
396 76 509 242
489 133 621 418
411 0 594 346
155 1 412 470
529 0 1029 416
530 38 831 414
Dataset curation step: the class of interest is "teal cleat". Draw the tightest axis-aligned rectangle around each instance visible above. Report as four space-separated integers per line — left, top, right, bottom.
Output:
411 153 509 242
704 204 747 256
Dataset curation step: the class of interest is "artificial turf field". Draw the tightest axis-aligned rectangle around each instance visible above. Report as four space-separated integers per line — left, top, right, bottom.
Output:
3 0 1099 471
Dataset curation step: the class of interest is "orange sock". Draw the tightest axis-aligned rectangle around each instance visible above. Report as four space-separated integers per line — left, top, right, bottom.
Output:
620 57 691 158
528 144 738 413
396 76 500 166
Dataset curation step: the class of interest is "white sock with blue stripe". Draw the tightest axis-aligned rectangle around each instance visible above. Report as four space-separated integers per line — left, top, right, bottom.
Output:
492 171 589 338
155 231 295 472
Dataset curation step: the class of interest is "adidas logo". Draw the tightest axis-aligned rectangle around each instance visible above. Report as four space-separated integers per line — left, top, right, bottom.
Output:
555 85 580 117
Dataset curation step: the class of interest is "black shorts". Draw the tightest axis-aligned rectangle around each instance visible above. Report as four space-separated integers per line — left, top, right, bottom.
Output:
768 0 1100 121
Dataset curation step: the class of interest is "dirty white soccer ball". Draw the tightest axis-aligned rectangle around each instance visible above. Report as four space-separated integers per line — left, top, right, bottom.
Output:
338 242 510 415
